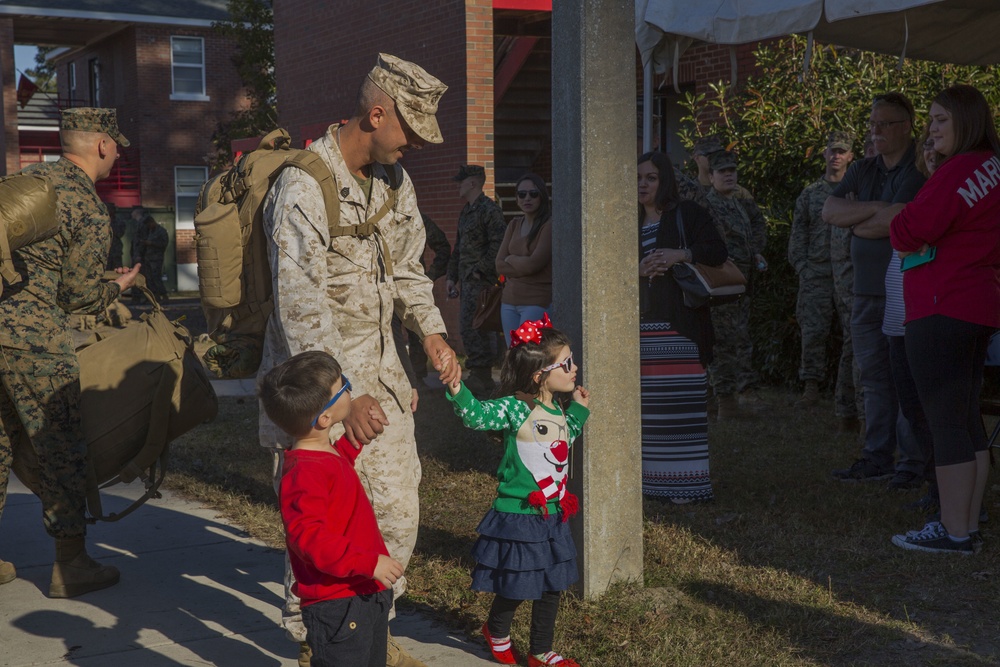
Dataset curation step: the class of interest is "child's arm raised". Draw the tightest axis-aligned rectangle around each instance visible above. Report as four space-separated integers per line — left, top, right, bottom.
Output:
445 382 527 432
565 386 591 441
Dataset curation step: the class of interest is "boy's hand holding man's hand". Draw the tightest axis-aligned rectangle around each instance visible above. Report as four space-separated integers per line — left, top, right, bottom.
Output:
373 554 404 588
343 394 390 448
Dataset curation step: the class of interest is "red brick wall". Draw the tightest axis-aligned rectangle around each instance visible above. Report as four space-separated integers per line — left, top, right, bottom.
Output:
0 18 19 175
274 0 496 343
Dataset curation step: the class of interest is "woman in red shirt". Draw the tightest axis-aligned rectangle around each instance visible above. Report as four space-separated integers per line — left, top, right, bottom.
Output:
889 84 1000 555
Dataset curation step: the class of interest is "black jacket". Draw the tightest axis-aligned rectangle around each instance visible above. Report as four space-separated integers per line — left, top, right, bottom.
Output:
640 200 728 365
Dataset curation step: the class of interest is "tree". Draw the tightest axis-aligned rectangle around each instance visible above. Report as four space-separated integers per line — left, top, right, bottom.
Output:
209 0 276 171
680 37 1000 384
25 46 57 93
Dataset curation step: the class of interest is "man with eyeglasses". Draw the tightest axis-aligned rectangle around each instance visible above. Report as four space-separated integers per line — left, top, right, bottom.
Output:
822 92 927 487
446 164 507 397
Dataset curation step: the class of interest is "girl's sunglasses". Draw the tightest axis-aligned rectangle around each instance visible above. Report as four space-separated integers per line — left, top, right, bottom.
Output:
541 355 573 374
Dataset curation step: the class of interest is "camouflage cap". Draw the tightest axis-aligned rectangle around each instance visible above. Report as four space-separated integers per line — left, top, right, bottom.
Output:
826 131 853 151
60 107 130 147
709 150 738 171
368 53 448 145
692 135 724 156
453 165 485 182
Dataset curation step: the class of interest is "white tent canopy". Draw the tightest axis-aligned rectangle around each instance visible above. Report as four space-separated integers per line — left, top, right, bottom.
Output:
637 0 1000 75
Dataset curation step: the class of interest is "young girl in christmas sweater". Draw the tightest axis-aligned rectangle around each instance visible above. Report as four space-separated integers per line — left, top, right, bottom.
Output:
446 315 590 667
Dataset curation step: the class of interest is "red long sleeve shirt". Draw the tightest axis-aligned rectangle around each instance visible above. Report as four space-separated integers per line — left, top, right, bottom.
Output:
890 150 1000 328
280 436 389 607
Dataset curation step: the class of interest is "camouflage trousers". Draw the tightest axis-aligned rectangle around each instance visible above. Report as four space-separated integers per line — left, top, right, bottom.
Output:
267 402 421 642
832 261 863 418
459 279 496 369
0 349 88 539
708 294 758 395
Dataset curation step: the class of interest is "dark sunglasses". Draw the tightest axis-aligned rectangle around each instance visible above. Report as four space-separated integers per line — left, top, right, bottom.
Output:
541 354 573 374
312 374 351 427
516 190 540 200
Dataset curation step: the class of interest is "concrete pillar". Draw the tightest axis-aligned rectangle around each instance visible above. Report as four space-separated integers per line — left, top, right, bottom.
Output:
0 18 19 175
551 1 643 596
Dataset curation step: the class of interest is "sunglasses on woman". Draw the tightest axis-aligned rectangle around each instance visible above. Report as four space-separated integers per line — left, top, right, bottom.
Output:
516 190 540 200
312 374 352 427
541 355 573 374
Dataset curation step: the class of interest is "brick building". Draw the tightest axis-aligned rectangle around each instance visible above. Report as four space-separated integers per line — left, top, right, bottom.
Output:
0 0 249 291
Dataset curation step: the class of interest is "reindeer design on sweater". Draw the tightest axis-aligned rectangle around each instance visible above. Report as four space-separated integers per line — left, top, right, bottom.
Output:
515 403 576 518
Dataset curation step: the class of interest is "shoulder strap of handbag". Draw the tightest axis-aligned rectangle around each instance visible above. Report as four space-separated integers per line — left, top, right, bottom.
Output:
674 207 689 250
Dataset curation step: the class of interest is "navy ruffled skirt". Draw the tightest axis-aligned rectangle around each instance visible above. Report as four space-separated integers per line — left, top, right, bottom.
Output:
470 509 578 600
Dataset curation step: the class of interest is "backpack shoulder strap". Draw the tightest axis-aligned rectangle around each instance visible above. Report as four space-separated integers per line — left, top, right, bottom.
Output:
281 150 341 229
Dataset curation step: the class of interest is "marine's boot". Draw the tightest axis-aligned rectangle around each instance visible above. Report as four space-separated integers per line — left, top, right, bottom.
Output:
716 394 742 420
0 559 15 585
49 537 120 598
738 389 770 412
794 380 820 408
387 630 428 667
297 641 312 667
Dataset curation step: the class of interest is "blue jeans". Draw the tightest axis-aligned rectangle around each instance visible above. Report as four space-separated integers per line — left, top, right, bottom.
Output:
501 303 549 347
851 294 922 474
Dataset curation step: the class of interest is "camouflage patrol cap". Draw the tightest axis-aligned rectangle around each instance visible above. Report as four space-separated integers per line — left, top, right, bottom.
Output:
709 150 738 171
826 131 853 151
453 165 485 182
368 53 448 145
692 135 724 156
60 107 130 147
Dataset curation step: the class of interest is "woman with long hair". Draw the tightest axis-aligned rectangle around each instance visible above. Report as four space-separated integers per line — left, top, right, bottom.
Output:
496 173 553 346
637 151 727 503
889 84 1000 554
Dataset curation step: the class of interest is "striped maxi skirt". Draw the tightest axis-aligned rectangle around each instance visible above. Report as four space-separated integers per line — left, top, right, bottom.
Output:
640 322 713 501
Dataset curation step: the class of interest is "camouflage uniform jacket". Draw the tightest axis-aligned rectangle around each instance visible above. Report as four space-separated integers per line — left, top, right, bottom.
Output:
143 223 169 264
705 189 767 269
0 158 120 355
675 168 709 209
788 177 835 275
446 193 506 285
260 125 446 429
421 213 451 282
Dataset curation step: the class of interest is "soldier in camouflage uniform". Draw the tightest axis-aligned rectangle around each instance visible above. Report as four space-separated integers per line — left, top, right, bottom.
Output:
259 54 458 667
692 135 754 200
445 165 507 397
704 151 769 419
788 131 862 427
0 108 140 595
134 208 169 302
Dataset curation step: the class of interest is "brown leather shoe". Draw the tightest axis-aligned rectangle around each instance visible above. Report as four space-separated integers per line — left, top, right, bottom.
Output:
387 631 428 667
49 537 120 598
0 559 15 585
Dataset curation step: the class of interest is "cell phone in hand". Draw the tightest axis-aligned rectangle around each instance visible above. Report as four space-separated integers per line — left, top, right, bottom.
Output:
900 246 936 272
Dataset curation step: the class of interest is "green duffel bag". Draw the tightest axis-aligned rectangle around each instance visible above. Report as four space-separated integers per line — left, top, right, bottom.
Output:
0 172 59 294
13 276 219 522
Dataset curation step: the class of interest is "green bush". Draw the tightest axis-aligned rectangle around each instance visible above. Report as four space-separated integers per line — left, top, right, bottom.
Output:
680 37 1000 386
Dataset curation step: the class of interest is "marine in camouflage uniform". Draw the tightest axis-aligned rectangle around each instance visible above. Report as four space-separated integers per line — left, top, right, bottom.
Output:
138 212 169 301
445 165 506 390
258 54 456 662
788 131 862 418
704 152 767 402
0 107 136 594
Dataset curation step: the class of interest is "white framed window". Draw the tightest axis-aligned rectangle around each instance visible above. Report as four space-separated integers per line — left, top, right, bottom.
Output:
170 36 209 101
175 166 208 230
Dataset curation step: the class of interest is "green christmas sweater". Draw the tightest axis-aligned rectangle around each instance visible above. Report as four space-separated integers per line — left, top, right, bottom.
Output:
447 382 590 516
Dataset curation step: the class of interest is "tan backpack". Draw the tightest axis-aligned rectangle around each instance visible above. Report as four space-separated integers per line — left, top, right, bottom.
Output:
194 128 401 379
0 172 59 296
13 276 218 521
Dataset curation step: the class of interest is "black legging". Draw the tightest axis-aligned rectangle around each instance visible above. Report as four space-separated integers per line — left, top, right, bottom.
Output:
905 314 993 466
487 591 561 655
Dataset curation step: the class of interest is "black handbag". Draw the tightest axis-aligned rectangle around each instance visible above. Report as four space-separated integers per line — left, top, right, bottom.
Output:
672 211 746 309
472 281 504 331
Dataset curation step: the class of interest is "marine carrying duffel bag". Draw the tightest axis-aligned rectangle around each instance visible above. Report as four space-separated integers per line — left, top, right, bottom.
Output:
13 276 219 521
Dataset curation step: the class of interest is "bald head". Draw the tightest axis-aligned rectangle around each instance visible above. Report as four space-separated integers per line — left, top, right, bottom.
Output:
60 129 109 157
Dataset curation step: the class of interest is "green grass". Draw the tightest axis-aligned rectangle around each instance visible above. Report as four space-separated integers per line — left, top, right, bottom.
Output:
165 389 1000 666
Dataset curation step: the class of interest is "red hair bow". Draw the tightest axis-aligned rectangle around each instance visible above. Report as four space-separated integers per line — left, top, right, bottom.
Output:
510 313 552 348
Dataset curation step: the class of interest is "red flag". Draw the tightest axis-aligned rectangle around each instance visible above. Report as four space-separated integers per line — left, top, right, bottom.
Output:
16 74 38 109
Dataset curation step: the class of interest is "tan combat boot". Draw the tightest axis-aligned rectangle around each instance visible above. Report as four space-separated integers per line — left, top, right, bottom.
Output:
387 631 428 667
716 394 742 420
739 389 770 412
795 380 819 408
49 537 120 598
298 641 312 667
0 559 15 585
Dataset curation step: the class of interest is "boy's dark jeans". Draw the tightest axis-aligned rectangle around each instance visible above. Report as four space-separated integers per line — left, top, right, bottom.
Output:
303 589 392 667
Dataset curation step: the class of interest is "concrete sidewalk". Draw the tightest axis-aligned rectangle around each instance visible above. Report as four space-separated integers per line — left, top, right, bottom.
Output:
0 477 495 666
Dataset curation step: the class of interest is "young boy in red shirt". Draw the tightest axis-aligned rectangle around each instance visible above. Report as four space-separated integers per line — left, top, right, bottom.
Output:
258 351 404 667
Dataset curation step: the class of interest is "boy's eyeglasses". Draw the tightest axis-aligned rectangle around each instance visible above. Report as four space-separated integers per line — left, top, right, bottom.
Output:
312 374 351 427
516 190 540 200
541 355 573 374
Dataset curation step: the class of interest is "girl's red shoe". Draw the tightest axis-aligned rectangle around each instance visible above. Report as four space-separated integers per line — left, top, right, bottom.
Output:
481 622 521 665
527 652 580 667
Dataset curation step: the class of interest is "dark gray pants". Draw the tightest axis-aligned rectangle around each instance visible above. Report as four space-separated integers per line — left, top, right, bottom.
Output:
302 589 392 667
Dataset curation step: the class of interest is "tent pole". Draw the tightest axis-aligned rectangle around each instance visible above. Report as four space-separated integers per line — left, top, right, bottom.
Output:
643 60 653 153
